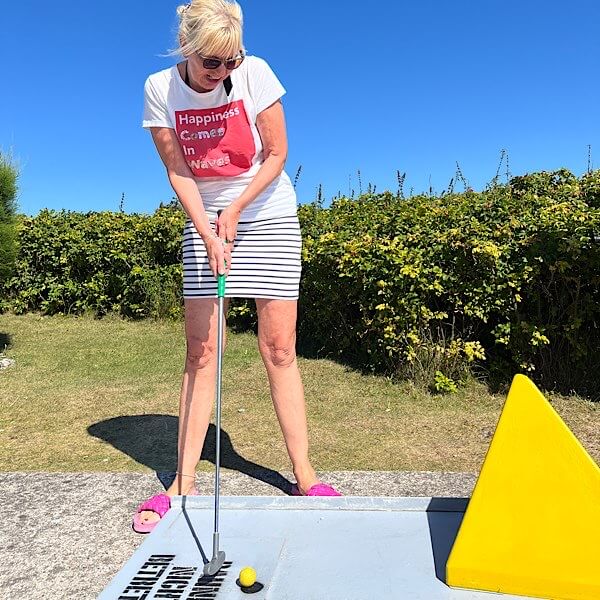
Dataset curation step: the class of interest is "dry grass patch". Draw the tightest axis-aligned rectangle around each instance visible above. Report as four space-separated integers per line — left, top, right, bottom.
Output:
0 313 597 473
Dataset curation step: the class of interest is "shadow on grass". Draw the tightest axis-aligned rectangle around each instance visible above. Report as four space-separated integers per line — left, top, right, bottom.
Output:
87 415 294 494
297 332 600 402
0 332 12 351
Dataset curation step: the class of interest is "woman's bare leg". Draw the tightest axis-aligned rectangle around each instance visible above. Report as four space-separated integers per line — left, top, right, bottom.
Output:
138 297 226 525
255 298 318 494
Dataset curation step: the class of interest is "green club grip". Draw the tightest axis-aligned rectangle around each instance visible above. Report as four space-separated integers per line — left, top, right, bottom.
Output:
216 210 227 298
217 273 226 298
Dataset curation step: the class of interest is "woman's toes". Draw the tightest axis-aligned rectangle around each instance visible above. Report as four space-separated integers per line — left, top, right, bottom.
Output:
139 510 160 523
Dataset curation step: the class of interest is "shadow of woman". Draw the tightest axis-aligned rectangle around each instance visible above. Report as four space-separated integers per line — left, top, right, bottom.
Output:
87 414 294 494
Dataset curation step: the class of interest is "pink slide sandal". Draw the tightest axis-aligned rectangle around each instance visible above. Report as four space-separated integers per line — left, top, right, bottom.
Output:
291 482 342 497
132 487 198 534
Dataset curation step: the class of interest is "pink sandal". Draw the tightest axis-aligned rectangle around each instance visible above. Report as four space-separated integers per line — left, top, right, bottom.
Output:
132 487 198 534
291 483 342 497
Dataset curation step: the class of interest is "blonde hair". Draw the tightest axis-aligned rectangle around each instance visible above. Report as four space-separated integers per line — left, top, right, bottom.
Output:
175 0 244 58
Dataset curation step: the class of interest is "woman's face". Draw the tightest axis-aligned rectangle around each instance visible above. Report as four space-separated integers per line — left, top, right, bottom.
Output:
187 52 240 92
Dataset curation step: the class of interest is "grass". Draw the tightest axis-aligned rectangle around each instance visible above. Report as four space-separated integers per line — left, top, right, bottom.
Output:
0 313 598 473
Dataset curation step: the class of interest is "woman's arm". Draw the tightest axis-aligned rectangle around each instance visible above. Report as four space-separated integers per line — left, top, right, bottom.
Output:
233 99 288 213
150 127 214 239
216 99 288 241
150 127 229 275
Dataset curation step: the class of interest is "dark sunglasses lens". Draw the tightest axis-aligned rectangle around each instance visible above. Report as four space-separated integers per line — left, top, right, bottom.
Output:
226 57 243 70
203 58 221 69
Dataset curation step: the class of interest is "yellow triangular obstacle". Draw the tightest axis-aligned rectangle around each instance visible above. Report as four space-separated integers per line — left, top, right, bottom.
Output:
447 374 600 600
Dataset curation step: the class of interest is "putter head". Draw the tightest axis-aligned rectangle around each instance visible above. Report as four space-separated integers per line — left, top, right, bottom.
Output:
203 551 226 576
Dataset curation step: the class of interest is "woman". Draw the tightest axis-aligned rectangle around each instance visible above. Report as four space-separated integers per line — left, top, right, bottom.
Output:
133 0 340 533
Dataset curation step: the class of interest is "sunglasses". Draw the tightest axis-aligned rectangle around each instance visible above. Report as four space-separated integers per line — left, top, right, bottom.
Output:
196 52 245 71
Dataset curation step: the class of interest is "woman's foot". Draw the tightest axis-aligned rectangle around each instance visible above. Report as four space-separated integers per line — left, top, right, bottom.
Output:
291 464 342 496
291 482 342 496
136 475 197 528
292 465 319 496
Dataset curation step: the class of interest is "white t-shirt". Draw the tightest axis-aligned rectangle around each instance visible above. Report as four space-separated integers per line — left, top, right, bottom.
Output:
142 56 297 221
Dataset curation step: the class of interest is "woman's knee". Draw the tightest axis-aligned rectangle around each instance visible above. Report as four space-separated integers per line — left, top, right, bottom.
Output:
183 298 228 371
259 338 296 368
256 299 298 368
185 338 218 371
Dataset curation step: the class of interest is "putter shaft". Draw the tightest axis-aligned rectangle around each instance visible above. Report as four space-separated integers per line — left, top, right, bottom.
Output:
214 295 224 538
205 276 226 575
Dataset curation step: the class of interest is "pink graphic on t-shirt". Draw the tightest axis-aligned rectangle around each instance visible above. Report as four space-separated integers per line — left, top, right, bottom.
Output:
175 100 256 177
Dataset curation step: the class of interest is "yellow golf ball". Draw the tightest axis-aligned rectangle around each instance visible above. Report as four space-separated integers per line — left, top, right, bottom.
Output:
239 566 257 587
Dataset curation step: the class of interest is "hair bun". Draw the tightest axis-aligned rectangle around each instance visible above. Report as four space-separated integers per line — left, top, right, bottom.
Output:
176 3 190 19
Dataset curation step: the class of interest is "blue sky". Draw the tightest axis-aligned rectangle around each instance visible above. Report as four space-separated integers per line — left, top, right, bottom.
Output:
2 1 599 215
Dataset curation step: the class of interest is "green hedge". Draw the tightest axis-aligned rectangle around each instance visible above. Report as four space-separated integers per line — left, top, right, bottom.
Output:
2 206 185 319
0 153 19 286
298 169 600 395
3 169 600 395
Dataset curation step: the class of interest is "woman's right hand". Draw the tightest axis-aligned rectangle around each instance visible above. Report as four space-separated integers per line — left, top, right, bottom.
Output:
204 234 232 278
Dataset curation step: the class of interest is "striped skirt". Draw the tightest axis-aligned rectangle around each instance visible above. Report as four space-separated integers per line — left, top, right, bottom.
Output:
182 214 302 299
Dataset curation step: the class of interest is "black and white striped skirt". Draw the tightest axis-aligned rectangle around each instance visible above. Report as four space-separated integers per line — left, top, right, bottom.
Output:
182 214 302 299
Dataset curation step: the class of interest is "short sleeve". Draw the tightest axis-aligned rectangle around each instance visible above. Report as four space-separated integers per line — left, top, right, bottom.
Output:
142 76 173 129
247 57 286 114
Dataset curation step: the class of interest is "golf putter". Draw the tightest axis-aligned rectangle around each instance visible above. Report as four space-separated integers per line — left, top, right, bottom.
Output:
204 215 226 576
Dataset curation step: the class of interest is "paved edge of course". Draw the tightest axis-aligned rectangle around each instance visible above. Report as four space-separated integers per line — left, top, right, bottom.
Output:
1 471 477 600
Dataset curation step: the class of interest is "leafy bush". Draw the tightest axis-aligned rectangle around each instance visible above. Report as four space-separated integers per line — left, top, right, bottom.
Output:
3 205 185 319
3 168 599 396
0 153 19 287
297 169 600 396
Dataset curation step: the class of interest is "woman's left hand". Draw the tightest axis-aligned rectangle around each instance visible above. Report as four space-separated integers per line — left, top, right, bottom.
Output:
216 205 241 248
